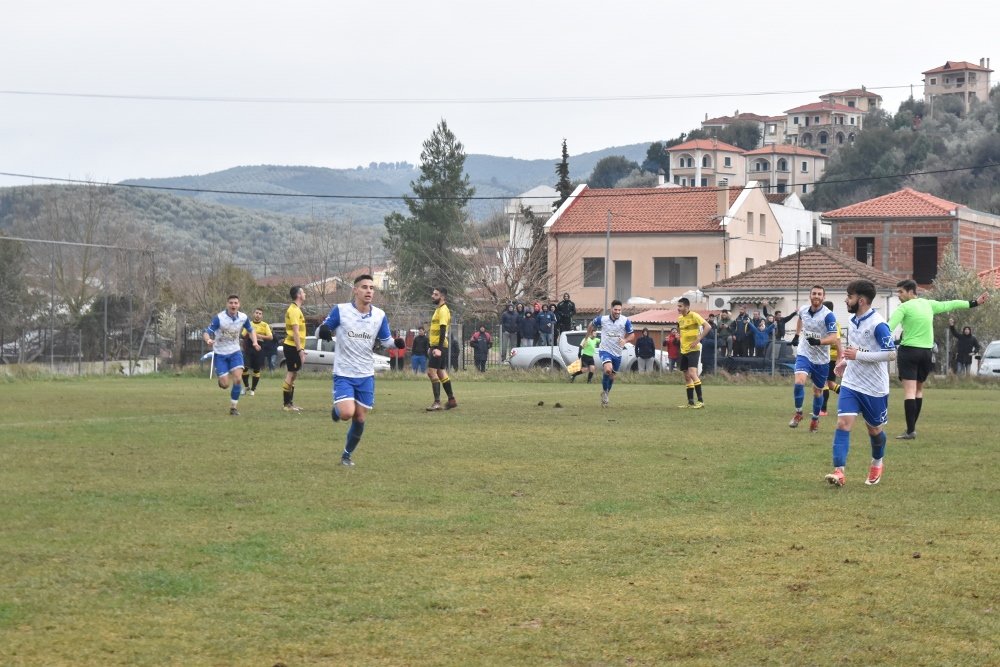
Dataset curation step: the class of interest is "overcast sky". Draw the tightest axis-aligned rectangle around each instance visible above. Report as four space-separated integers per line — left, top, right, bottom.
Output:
2 1 997 188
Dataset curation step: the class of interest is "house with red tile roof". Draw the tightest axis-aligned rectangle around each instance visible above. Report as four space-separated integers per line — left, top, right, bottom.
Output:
666 138 746 188
701 245 901 328
923 58 993 115
743 144 828 197
544 183 780 313
784 101 865 154
820 88 883 113
823 188 1000 287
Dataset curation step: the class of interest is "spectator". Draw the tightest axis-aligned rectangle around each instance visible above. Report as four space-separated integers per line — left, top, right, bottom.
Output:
410 326 429 374
500 304 519 358
469 325 492 372
556 292 576 337
635 328 656 372
388 330 406 371
701 320 717 374
716 310 733 358
664 327 681 371
536 304 556 347
514 302 526 346
733 306 752 357
764 304 797 340
948 317 980 375
519 309 538 347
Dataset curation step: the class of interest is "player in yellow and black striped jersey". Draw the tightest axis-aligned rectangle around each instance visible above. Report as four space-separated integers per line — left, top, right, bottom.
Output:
241 307 273 396
425 287 457 411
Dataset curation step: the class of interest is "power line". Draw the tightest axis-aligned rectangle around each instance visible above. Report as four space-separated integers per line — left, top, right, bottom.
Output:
2 162 999 201
0 85 916 106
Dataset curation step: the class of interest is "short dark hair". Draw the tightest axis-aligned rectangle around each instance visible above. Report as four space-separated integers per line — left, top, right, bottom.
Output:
435 287 448 297
227 294 239 301
354 274 374 285
897 279 918 293
811 285 825 294
289 285 303 299
678 297 691 306
611 299 622 308
847 280 877 304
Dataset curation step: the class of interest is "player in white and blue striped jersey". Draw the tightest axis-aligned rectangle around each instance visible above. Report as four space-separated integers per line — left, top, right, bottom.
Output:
789 286 842 432
825 280 896 488
318 274 397 467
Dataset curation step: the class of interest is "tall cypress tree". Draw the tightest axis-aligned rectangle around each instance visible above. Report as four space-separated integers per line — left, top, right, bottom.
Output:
554 139 573 211
384 120 475 303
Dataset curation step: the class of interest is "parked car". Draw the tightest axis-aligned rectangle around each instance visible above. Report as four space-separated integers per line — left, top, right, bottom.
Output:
723 340 797 376
276 335 391 373
505 330 667 372
976 340 1000 378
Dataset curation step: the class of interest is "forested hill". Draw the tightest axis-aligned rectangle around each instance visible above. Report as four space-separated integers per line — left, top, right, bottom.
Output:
118 143 651 224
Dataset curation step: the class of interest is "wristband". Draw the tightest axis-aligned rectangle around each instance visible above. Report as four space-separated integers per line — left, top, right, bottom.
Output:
969 299 979 308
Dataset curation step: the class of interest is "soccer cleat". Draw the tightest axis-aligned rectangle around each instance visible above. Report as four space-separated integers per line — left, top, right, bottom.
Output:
229 407 240 416
340 456 355 467
809 418 819 433
241 386 247 395
445 397 458 410
819 410 828 417
691 402 705 409
789 412 803 428
426 402 442 411
677 403 693 409
283 404 303 412
895 432 916 440
825 469 845 487
865 465 883 486
248 390 255 396
601 390 609 407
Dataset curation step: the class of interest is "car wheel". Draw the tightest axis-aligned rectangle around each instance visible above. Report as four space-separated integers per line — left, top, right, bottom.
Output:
534 359 552 369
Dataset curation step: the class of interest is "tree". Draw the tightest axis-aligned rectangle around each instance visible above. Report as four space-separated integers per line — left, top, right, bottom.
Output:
589 156 639 188
554 139 573 211
641 141 671 177
717 121 762 151
384 120 475 303
927 249 999 359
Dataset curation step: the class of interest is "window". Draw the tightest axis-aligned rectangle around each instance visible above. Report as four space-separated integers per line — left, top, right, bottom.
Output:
583 257 605 287
819 132 828 145
793 116 800 125
759 214 766 235
814 116 820 124
930 77 937 85
801 184 808 193
700 178 708 186
724 156 732 167
848 100 856 108
913 237 938 284
745 257 754 272
754 159 770 172
777 158 787 171
801 161 808 173
849 117 855 125
777 183 787 193
747 212 754 234
702 155 711 168
855 237 875 266
653 257 698 287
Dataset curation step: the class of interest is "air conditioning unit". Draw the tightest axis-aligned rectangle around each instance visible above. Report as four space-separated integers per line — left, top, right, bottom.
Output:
712 296 731 309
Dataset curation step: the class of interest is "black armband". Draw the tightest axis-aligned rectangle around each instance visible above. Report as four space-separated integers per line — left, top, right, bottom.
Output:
969 299 979 308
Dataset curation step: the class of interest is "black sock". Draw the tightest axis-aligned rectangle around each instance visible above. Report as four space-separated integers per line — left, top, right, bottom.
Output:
251 374 260 391
694 383 703 402
904 398 916 434
432 381 441 402
587 371 593 383
822 389 830 411
914 397 923 427
442 380 454 399
686 386 694 403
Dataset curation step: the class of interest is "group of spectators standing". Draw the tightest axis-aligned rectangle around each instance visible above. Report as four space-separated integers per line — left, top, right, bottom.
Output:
710 305 794 358
500 293 577 358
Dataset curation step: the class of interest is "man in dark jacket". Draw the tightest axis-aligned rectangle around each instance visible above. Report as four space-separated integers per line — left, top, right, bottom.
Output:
410 326 430 374
732 306 752 357
635 328 657 372
500 304 519 359
536 304 557 346
948 317 980 375
555 293 576 337
518 310 538 347
469 325 492 372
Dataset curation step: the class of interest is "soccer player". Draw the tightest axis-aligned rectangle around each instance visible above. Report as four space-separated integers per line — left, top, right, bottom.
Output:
203 295 259 416
241 307 272 396
825 280 896 487
586 299 635 408
788 286 842 433
675 297 708 408
820 300 842 416
318 274 397 467
426 287 458 411
887 279 989 439
282 285 307 412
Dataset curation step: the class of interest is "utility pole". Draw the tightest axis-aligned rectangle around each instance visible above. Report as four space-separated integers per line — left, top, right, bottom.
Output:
604 210 611 312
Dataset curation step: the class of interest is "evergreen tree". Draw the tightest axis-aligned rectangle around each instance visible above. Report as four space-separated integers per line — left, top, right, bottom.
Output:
554 139 573 210
589 156 640 188
384 120 475 303
641 141 670 177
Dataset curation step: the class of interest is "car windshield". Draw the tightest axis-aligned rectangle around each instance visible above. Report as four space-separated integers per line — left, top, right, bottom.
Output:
982 342 1000 359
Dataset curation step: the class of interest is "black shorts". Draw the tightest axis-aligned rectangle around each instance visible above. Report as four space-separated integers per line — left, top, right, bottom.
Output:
580 354 595 367
283 343 303 372
897 345 933 382
678 351 701 371
244 346 266 372
428 350 448 370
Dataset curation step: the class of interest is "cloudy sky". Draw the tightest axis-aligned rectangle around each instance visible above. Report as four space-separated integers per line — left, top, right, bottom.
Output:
2 0 997 188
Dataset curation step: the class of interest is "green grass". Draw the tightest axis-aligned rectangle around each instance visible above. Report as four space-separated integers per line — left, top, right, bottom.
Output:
1 372 998 666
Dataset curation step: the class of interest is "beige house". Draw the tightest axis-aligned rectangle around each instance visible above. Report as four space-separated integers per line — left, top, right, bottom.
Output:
820 87 883 113
743 144 828 197
544 184 780 313
784 102 865 154
923 59 993 115
667 138 747 187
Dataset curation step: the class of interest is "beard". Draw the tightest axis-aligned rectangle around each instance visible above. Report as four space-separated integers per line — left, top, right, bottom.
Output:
847 301 859 314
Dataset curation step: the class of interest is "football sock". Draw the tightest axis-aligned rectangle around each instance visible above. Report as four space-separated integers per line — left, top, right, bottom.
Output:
794 383 805 410
602 375 611 392
870 431 886 460
694 381 703 402
242 373 250 389
822 389 830 411
812 395 823 418
431 379 441 402
832 428 850 468
587 371 594 383
903 398 916 433
282 382 292 406
914 397 923 425
686 385 694 403
252 372 260 391
345 420 365 455
230 384 241 401
872 457 884 467
442 380 454 399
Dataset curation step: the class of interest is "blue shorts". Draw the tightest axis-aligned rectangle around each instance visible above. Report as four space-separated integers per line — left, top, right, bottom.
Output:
795 355 830 389
598 351 622 372
213 350 244 377
837 385 889 427
333 375 376 409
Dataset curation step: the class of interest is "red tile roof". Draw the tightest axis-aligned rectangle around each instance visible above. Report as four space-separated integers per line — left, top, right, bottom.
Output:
822 88 883 100
923 60 993 75
702 112 769 125
785 101 863 114
548 186 741 235
703 245 900 290
743 144 827 158
977 265 1000 289
667 138 745 153
822 188 960 219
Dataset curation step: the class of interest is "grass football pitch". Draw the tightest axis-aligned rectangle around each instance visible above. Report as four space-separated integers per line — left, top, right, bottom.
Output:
1 372 997 666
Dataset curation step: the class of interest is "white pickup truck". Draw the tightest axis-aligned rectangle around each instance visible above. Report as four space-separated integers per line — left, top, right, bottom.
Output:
505 330 666 372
